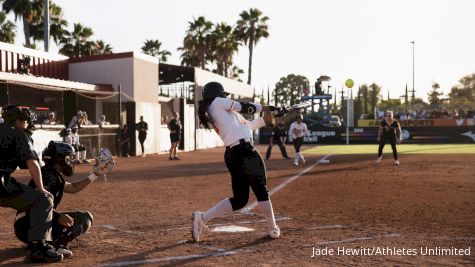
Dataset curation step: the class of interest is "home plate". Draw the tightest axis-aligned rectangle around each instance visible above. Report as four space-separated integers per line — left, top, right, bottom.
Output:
211 225 255 233
318 159 330 164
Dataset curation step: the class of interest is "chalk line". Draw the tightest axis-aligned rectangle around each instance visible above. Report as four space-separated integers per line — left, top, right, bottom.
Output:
242 154 333 213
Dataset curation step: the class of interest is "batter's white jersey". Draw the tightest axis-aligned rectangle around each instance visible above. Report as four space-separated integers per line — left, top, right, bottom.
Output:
208 97 265 146
289 121 308 139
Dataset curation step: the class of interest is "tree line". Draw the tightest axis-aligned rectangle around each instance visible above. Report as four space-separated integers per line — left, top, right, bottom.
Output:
269 73 475 119
0 1 270 84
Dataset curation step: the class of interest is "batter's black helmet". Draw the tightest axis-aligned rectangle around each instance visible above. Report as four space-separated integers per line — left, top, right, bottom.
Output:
42 141 76 176
202 82 229 100
1 105 36 125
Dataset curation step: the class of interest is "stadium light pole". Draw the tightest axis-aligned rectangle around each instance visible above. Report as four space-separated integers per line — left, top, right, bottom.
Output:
44 0 50 52
411 41 415 101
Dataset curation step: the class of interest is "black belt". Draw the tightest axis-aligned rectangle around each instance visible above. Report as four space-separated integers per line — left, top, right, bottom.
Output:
226 138 253 150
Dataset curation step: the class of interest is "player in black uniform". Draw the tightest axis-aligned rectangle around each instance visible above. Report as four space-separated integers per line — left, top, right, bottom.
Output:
376 111 402 165
168 112 182 160
0 105 63 263
14 141 98 258
136 116 148 157
265 121 290 160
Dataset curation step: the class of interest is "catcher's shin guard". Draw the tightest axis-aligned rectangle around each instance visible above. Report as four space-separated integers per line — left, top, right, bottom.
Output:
54 211 93 246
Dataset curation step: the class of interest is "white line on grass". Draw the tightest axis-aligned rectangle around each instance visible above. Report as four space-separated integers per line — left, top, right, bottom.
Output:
242 154 333 213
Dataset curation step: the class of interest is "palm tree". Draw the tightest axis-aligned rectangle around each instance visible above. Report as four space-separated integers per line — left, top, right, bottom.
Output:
210 22 240 77
2 0 41 48
59 22 94 57
179 16 213 69
235 8 269 85
229 65 244 82
141 39 171 62
29 2 68 47
92 40 113 55
0 11 15 43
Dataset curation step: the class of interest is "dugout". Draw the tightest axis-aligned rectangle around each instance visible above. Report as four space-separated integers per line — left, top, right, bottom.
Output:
159 63 255 151
0 71 120 157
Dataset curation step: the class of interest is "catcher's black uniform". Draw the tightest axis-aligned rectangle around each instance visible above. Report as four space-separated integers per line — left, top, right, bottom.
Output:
14 168 93 246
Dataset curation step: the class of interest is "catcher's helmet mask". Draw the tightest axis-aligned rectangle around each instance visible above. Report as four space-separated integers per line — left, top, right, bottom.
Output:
202 82 230 100
42 141 76 177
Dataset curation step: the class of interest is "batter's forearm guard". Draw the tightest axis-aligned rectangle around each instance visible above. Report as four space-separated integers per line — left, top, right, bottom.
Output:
239 102 258 114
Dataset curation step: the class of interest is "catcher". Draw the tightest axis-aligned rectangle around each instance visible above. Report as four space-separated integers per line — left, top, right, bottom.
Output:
14 141 115 257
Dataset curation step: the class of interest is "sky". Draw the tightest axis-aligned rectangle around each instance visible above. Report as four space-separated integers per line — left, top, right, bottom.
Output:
8 0 475 102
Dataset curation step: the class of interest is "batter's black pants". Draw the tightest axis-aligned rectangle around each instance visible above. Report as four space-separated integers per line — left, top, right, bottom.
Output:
293 137 304 153
378 137 398 160
265 139 288 159
0 175 54 242
15 210 93 246
224 142 269 211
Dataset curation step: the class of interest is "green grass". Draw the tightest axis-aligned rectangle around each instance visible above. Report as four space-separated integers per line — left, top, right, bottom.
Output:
303 144 475 155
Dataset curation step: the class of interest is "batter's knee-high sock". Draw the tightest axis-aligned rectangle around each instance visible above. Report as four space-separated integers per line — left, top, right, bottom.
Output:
378 144 385 157
203 198 233 223
76 151 80 160
391 144 398 160
81 150 86 160
258 200 277 230
299 152 305 163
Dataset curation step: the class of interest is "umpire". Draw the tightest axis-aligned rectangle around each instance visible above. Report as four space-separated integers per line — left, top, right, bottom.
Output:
0 105 63 263
265 121 290 160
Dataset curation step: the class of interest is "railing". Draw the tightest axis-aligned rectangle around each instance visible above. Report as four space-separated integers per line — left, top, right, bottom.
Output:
0 42 68 80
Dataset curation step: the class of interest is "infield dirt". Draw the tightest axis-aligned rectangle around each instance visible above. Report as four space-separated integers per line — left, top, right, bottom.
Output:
0 145 474 266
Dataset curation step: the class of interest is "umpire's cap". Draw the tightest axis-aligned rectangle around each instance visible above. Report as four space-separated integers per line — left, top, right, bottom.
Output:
1 105 34 125
202 82 229 100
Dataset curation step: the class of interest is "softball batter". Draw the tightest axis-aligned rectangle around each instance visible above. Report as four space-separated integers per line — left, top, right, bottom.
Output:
192 82 286 242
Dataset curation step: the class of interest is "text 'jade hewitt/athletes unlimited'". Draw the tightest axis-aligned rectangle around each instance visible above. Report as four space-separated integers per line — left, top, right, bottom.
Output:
310 246 472 257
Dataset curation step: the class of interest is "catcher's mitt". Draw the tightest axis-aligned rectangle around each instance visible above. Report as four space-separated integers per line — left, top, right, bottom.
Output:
92 148 115 175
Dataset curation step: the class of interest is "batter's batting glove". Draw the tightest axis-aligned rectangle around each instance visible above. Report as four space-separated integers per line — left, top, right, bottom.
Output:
271 106 289 117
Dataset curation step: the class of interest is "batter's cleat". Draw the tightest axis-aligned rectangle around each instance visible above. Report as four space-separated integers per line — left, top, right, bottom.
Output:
27 242 63 263
174 157 180 160
376 157 382 164
192 211 206 242
169 157 174 160
293 161 298 166
269 226 281 239
394 160 400 165
55 245 73 258
301 157 306 164
81 159 89 164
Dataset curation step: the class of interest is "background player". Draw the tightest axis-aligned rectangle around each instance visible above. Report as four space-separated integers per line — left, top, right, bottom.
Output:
136 116 148 157
265 121 290 160
168 112 182 160
289 114 309 166
0 105 63 263
14 141 114 258
376 110 402 165
71 125 88 164
192 82 287 242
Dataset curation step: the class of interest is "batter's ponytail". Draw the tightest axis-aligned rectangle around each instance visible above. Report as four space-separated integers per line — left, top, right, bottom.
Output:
198 99 214 130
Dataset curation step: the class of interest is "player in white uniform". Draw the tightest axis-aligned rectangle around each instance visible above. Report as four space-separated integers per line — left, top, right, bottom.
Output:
192 82 286 242
289 114 309 166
